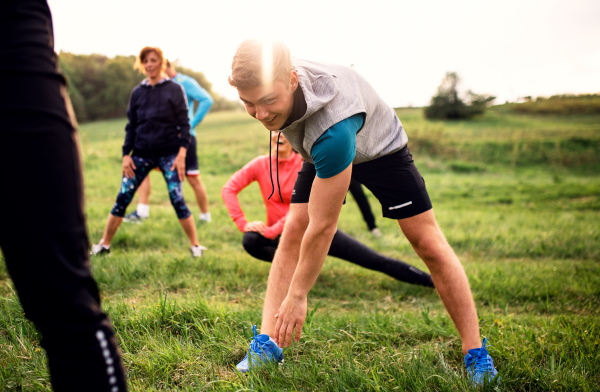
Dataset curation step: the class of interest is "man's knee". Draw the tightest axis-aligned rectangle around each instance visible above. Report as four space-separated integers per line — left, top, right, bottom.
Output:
287 207 309 231
399 211 450 261
281 216 308 244
409 229 455 267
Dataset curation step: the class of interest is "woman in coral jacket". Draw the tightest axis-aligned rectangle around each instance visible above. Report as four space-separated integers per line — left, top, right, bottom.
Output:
222 132 434 287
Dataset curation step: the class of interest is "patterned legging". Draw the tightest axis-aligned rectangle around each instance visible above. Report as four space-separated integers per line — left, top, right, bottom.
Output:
110 154 191 219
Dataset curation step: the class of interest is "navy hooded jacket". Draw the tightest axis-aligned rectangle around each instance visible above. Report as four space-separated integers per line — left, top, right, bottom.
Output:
122 78 191 158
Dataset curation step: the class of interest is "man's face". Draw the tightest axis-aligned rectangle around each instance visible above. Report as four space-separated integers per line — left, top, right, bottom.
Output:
237 71 298 131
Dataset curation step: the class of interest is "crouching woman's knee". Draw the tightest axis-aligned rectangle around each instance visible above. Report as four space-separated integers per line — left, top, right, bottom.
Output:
242 231 261 253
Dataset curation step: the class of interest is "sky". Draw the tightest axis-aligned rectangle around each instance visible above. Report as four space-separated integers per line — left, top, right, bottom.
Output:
48 0 600 107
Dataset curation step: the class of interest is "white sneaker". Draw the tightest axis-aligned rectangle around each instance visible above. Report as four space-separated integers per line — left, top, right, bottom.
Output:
371 228 383 237
91 242 110 256
199 212 211 224
190 245 207 257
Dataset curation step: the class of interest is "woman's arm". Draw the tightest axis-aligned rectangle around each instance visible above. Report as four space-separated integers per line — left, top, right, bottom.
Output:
170 83 192 180
172 83 191 149
122 88 138 157
221 158 260 233
186 78 214 129
263 212 288 239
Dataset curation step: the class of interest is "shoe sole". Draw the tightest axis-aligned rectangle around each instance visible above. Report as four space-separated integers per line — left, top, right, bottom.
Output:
236 359 284 374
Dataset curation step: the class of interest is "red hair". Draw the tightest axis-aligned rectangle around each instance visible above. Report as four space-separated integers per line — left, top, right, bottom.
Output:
134 46 166 75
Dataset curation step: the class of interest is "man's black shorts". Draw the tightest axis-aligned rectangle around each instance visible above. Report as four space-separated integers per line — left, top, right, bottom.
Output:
291 146 432 220
185 135 200 176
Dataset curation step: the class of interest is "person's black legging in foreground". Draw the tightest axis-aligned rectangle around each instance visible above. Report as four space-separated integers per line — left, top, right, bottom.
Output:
348 179 377 231
243 231 434 287
0 1 127 390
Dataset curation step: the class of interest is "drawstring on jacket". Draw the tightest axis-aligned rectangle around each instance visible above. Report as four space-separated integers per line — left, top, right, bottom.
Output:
268 132 284 203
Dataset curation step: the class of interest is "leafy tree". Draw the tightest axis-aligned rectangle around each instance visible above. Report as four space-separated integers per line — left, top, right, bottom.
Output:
58 57 88 122
177 66 242 112
58 52 240 123
425 72 494 120
102 56 145 118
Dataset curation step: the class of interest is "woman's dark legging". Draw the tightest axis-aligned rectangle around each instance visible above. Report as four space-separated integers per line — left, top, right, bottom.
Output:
348 179 377 231
242 230 434 287
110 154 191 219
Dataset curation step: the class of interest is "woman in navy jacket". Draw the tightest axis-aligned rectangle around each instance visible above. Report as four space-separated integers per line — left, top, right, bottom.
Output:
91 47 206 257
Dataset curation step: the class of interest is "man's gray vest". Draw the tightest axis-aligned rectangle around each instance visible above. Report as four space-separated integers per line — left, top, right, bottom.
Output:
280 59 408 165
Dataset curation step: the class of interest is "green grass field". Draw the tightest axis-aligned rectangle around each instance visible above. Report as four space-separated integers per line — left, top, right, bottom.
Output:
1 108 599 391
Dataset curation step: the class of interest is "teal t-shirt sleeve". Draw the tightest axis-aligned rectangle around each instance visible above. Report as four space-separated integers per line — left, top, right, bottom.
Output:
310 113 365 179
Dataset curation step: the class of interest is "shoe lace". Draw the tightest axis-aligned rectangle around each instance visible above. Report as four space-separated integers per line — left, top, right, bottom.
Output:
248 325 270 358
473 338 495 373
267 132 284 204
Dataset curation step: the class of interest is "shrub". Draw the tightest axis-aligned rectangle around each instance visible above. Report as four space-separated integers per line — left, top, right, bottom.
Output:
424 72 494 120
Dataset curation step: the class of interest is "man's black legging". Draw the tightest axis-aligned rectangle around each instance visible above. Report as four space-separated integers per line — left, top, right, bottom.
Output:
242 231 434 287
348 179 377 231
0 1 127 390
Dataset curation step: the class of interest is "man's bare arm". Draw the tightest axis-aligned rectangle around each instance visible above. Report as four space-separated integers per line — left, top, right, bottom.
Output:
273 164 352 347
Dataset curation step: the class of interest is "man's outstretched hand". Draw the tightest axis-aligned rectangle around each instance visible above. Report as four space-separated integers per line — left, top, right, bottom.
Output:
273 294 307 348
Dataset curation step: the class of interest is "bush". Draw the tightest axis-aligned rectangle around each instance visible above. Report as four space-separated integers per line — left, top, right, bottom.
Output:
424 72 494 120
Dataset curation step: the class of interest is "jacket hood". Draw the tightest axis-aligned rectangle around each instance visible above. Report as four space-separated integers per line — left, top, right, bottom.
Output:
278 58 408 165
283 59 339 129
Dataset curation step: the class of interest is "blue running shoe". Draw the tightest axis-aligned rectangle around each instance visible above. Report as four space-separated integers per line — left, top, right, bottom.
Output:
236 325 283 373
464 338 500 386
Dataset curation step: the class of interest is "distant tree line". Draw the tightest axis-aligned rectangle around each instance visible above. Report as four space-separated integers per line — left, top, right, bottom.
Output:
59 52 241 123
425 72 495 120
509 94 600 115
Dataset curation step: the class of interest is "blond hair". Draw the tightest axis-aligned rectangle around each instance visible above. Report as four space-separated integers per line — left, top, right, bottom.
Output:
228 39 293 89
134 46 166 75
